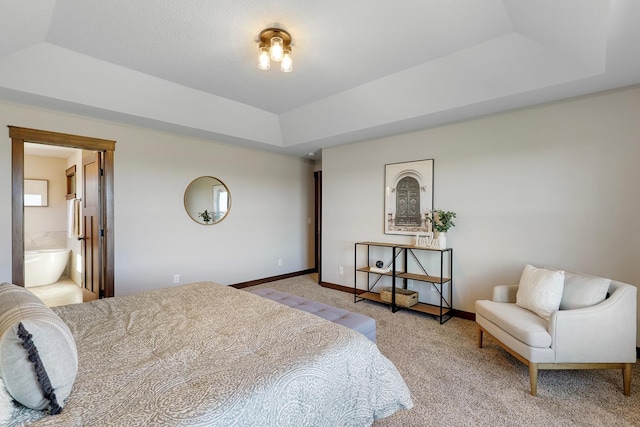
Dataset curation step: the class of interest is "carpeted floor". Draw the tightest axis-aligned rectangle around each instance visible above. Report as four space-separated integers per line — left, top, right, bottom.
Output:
247 274 640 427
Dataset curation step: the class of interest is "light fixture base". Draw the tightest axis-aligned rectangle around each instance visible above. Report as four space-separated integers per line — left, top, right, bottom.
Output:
259 28 292 46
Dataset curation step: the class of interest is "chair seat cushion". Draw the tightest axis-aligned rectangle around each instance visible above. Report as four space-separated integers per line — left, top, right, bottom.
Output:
475 300 551 348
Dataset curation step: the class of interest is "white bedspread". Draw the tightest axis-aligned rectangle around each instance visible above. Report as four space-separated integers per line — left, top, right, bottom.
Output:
10 282 412 426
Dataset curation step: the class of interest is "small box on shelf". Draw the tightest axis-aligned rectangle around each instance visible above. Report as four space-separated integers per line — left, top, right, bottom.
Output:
380 287 418 307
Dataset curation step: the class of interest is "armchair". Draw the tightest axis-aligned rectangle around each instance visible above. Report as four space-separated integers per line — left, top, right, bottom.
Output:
476 271 637 396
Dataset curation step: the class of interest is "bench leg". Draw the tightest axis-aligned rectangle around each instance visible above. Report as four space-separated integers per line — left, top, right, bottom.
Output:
477 325 483 348
529 363 538 396
624 363 632 396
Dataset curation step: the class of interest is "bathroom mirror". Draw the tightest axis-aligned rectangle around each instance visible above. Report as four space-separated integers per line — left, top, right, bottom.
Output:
24 179 49 207
184 176 231 225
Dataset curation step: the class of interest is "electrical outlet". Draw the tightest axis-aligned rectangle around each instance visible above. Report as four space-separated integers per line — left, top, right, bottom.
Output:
278 258 283 266
407 279 414 289
173 274 180 284
339 266 344 275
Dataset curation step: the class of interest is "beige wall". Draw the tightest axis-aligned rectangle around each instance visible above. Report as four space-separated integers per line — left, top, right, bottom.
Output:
322 85 640 342
24 155 68 250
0 101 316 295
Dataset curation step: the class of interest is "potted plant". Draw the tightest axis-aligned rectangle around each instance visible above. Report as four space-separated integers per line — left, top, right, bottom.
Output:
427 210 456 248
198 209 213 223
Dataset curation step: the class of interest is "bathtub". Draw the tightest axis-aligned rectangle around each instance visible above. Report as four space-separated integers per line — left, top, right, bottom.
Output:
24 248 71 287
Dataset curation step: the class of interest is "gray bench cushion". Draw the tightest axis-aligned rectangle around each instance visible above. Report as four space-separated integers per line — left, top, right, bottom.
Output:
248 288 376 343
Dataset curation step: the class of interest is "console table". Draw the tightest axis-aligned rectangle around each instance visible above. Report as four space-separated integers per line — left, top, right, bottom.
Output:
354 241 453 324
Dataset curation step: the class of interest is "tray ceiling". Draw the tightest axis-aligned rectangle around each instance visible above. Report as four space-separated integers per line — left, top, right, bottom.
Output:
1 0 639 157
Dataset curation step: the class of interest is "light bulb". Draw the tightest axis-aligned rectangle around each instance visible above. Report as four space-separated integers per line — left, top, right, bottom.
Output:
281 48 293 72
258 46 270 70
270 36 283 62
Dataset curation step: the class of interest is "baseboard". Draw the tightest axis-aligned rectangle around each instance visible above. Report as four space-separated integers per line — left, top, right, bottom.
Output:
231 269 316 289
321 281 475 321
320 281 363 294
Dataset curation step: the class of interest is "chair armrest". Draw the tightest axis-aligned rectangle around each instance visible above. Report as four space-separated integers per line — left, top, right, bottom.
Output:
493 285 518 303
549 283 637 362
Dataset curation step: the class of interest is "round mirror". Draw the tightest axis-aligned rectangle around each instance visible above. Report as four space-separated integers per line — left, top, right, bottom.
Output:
184 176 231 225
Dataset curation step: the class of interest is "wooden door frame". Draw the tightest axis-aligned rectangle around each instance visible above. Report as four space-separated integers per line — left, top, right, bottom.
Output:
9 126 116 298
314 171 322 284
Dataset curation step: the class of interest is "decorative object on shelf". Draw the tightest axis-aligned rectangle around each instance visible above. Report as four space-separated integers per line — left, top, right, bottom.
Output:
384 159 434 236
414 233 433 248
375 260 384 268
370 266 391 274
380 288 419 307
426 210 456 249
258 28 293 72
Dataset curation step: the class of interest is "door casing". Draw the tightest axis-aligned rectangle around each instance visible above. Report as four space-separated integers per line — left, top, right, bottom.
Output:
9 126 116 297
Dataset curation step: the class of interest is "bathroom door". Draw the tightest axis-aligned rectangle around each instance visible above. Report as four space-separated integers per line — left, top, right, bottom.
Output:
82 151 101 299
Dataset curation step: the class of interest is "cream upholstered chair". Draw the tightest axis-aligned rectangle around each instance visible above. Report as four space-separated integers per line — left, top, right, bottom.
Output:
476 267 637 396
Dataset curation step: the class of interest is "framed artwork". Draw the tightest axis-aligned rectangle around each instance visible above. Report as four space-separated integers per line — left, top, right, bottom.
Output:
24 179 48 207
384 159 434 235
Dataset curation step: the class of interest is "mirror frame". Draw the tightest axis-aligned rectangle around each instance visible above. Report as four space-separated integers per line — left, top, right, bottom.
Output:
183 176 231 225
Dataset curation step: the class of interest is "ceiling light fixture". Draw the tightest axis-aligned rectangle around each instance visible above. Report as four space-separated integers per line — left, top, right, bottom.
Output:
258 28 293 72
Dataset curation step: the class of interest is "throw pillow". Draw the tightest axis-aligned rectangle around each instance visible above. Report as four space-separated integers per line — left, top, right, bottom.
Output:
560 272 610 310
516 265 565 320
0 283 77 413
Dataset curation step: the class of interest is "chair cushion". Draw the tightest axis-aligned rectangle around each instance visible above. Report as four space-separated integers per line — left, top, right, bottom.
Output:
516 265 564 320
0 283 78 413
560 272 610 310
476 300 552 348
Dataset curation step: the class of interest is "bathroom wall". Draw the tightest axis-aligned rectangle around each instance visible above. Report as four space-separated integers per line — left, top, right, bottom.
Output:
24 154 68 252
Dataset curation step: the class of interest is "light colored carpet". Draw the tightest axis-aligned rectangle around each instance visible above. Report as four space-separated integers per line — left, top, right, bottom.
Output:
248 274 640 426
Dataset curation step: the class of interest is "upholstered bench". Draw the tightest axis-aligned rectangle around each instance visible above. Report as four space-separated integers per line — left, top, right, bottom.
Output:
248 288 376 343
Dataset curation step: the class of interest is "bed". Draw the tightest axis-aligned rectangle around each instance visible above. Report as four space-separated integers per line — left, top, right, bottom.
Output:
2 281 412 426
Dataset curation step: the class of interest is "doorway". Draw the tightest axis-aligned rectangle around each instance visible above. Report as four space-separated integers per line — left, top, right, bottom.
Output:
10 126 116 298
314 171 322 284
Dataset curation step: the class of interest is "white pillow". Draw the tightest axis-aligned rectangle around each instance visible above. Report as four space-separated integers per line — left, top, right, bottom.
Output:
0 283 78 413
516 265 565 320
560 272 610 310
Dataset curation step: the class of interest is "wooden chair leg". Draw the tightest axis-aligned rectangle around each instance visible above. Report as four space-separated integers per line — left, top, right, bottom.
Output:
477 325 484 348
623 363 632 396
529 363 538 396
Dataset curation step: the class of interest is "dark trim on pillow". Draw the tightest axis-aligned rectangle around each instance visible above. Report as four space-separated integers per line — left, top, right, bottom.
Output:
17 323 62 415
636 347 640 360
231 269 315 289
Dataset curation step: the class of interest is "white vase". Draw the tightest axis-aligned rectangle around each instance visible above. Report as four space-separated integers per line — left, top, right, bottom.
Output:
437 232 447 249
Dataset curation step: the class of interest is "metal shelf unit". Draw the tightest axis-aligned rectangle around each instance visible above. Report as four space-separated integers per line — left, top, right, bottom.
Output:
354 241 453 324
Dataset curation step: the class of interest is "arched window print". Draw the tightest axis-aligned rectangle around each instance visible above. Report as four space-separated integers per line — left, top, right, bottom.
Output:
384 159 433 235
395 177 421 226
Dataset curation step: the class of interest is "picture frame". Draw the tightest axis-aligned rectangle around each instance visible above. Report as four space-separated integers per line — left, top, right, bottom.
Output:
24 179 49 207
384 159 434 235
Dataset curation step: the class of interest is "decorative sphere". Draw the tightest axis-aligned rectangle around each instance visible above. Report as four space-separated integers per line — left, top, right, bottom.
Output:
375 260 384 268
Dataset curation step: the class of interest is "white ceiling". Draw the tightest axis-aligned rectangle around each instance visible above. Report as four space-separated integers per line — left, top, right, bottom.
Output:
1 0 639 158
